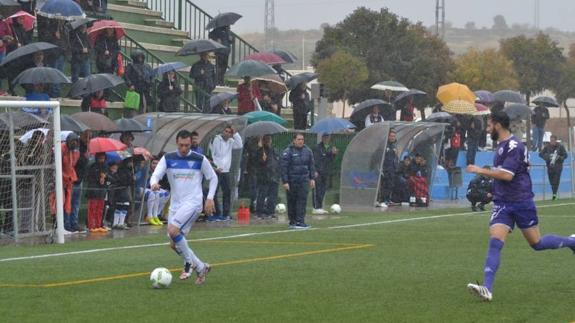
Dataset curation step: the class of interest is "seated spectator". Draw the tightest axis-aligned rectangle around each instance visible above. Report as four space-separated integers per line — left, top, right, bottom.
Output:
81 90 107 114
466 166 493 211
211 98 232 115
143 157 169 225
157 71 182 112
365 106 383 128
86 152 109 232
407 154 429 206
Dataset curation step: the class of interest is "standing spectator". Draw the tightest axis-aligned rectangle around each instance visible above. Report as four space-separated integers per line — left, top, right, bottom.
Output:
0 18 12 91
62 133 80 232
365 106 383 128
47 19 70 98
70 24 91 83
539 135 567 200
86 152 108 232
400 97 415 121
444 119 462 168
144 157 169 225
124 50 153 114
191 131 204 154
242 136 260 213
466 116 483 165
271 64 287 115
289 82 311 130
237 76 261 115
157 71 182 112
312 134 337 214
18 0 36 14
280 133 316 229
376 130 399 207
466 166 493 212
8 15 30 51
190 52 216 113
94 28 120 74
70 130 91 232
255 134 280 218
208 26 232 85
209 125 243 221
81 90 107 114
532 104 550 151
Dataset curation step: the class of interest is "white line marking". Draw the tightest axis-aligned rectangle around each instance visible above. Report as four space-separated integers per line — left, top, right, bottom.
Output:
1 202 573 263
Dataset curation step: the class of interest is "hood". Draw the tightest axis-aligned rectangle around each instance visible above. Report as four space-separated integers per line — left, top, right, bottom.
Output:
130 50 145 63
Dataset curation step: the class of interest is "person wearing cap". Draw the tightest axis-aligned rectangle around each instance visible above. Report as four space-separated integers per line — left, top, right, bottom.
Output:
312 133 337 214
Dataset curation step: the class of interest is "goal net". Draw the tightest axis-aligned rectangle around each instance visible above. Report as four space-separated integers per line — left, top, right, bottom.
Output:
0 100 64 244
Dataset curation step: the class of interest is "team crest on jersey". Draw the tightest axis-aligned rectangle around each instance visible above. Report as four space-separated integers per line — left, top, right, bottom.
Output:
498 147 503 155
188 161 196 168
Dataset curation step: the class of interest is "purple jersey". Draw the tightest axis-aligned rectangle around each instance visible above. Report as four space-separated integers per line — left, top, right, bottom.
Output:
492 135 534 202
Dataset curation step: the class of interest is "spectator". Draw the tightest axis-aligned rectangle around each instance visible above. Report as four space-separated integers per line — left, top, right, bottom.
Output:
407 154 429 207
400 97 415 121
124 50 153 115
376 130 399 207
24 84 51 117
532 104 550 151
62 133 80 232
209 125 243 221
255 134 280 218
211 97 232 115
444 119 462 168
271 64 287 115
208 26 232 85
237 76 261 115
280 133 315 228
190 52 216 113
539 135 568 200
70 24 91 83
18 0 36 14
107 160 132 230
242 136 260 213
466 116 483 165
312 133 337 214
289 82 311 130
144 157 169 225
365 105 383 128
191 131 204 154
81 90 107 114
466 166 493 211
94 28 120 74
260 92 279 114
119 132 134 152
157 71 182 112
46 19 71 98
86 152 109 232
70 129 91 232
8 15 30 51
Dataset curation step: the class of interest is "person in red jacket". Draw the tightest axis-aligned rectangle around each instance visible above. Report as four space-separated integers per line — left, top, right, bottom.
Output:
62 133 80 232
236 76 261 115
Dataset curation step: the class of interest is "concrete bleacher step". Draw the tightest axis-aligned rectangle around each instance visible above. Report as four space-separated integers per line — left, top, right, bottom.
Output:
171 39 189 46
120 22 188 38
144 19 175 28
115 0 147 8
140 42 181 54
107 4 162 17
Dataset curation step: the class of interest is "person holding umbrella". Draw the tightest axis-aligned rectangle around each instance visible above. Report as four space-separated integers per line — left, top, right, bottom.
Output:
70 24 91 82
539 135 568 200
45 19 71 98
289 82 311 130
80 90 107 114
190 52 216 113
208 25 232 85
531 103 550 152
124 50 153 115
94 28 119 74
312 133 337 214
237 76 261 115
6 14 31 51
157 70 182 112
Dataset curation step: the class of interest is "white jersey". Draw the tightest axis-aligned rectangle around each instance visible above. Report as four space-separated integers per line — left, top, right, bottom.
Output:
150 150 217 209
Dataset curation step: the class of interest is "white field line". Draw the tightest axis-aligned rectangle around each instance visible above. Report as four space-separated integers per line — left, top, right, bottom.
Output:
1 202 573 263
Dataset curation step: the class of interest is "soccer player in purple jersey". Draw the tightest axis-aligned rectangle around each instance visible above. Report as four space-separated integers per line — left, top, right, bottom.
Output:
465 111 575 301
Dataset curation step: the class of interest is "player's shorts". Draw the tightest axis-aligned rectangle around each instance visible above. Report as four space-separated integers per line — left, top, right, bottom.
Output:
489 199 539 231
168 202 202 235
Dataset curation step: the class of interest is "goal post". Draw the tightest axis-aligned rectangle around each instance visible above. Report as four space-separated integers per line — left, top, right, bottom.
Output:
0 100 64 244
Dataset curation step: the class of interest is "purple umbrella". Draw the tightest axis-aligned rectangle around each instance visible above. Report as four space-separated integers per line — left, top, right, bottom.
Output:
474 90 495 104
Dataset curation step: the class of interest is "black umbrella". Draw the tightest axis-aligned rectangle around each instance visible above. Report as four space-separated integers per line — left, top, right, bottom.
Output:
115 118 147 132
68 73 124 97
242 121 287 138
271 49 298 64
494 90 525 104
13 67 71 85
532 96 559 108
0 111 48 130
286 72 318 90
176 39 227 56
225 60 276 78
394 89 427 107
70 17 95 30
61 115 90 132
0 0 20 17
210 92 237 109
425 112 454 123
349 99 392 126
504 104 531 120
205 12 242 30
0 42 58 67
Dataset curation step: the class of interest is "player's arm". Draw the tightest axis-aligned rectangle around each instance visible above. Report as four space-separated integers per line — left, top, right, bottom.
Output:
466 165 513 182
150 156 167 190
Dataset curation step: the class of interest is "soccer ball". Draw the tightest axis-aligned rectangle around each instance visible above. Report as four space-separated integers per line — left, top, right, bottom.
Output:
275 203 287 214
330 204 342 214
150 267 172 289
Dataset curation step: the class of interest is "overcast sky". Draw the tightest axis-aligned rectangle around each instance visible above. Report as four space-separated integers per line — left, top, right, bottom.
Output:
193 0 575 33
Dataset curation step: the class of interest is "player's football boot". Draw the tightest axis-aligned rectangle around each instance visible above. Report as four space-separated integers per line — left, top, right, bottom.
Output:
180 262 193 280
467 283 492 302
195 264 211 285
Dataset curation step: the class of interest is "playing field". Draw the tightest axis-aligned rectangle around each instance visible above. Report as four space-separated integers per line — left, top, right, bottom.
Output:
1 200 575 322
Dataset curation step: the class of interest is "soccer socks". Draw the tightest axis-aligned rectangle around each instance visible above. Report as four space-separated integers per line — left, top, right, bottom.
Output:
171 234 205 271
531 235 575 251
483 238 504 293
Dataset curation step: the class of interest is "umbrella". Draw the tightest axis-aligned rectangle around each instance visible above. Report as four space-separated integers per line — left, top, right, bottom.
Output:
474 90 495 104
176 39 227 56
0 0 20 17
0 42 58 67
252 74 288 94
503 104 531 120
0 111 48 130
68 73 124 97
205 12 242 30
242 121 287 138
70 17 95 30
244 52 286 65
70 112 118 132
532 96 559 108
244 111 287 125
225 60 277 79
134 146 152 160
270 49 298 64
209 92 237 109
87 20 125 46
371 81 409 92
310 117 356 134
19 128 72 144
394 89 427 106
494 90 525 104
115 118 147 132
349 99 393 126
6 11 36 31
153 62 189 77
425 112 454 123
37 0 85 21
286 72 318 90
437 82 476 105
13 67 71 85
105 150 132 164
442 100 477 115
89 137 127 154
61 115 90 132
474 103 491 116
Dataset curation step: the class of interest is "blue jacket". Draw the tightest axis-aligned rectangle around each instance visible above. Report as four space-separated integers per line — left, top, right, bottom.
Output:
281 144 316 184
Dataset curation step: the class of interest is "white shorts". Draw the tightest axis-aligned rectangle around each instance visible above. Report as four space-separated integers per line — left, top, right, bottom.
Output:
168 202 202 235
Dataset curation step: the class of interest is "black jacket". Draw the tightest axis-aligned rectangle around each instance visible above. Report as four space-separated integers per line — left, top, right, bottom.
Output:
125 52 153 93
467 175 493 197
289 87 311 113
94 34 119 73
382 142 399 174
466 117 483 141
281 144 315 184
70 29 91 63
532 106 550 128
74 141 89 184
313 142 336 175
190 59 216 92
540 143 568 168
107 167 133 204
157 75 182 112
86 162 108 199
258 146 280 182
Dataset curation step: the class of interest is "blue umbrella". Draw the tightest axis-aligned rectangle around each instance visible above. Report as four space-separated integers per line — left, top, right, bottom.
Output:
153 62 189 77
105 151 132 165
37 0 85 21
475 90 495 104
310 117 356 134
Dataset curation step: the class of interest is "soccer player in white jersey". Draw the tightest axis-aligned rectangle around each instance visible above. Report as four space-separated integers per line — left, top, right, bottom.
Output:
150 130 218 284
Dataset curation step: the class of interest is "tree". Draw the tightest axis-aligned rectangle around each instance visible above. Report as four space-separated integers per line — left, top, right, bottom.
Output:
492 15 508 30
569 43 575 62
316 50 369 117
451 48 519 92
313 7 453 105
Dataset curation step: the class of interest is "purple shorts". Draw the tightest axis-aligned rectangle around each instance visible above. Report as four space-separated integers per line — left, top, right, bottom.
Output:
489 200 539 230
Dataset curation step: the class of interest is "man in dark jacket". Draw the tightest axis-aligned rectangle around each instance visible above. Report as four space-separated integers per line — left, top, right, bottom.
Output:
45 18 70 98
466 166 493 211
532 105 550 151
466 116 483 165
124 50 153 115
289 82 311 130
208 26 232 85
539 135 568 200
157 71 182 112
190 52 216 113
377 130 399 207
70 130 90 231
281 133 315 228
255 135 280 218
70 25 91 83
312 133 337 214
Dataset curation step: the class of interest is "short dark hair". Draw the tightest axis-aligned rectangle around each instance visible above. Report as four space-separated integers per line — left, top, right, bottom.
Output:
176 130 192 141
489 111 510 130
293 132 305 139
191 131 199 137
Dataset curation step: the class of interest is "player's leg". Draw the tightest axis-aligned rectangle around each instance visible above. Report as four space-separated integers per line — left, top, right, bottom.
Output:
168 205 207 280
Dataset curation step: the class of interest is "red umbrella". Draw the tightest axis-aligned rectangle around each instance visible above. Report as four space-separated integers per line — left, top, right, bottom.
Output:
90 137 127 154
87 20 125 46
244 52 286 65
133 146 152 160
7 11 36 32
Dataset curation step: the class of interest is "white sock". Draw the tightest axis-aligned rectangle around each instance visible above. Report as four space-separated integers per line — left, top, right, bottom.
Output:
113 212 120 226
119 211 126 225
172 234 204 270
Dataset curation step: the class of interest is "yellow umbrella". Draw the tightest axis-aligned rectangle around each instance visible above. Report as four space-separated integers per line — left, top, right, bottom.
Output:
442 100 478 115
436 82 476 105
